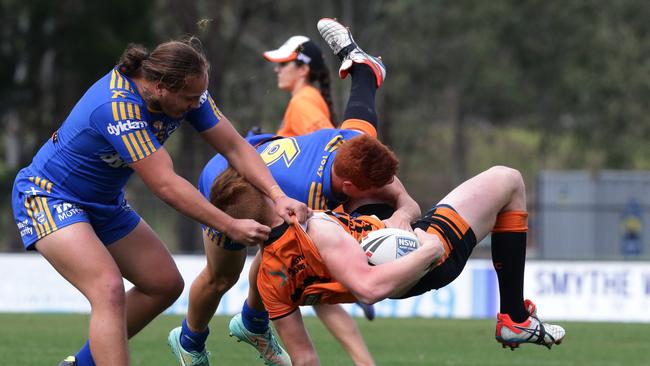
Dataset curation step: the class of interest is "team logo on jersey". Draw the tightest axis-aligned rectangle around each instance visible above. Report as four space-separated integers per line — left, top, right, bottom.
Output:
106 120 148 136
52 203 83 221
150 120 180 144
16 219 33 237
269 266 288 287
33 211 47 225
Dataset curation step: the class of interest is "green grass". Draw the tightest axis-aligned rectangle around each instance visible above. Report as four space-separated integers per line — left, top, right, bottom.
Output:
1 313 648 365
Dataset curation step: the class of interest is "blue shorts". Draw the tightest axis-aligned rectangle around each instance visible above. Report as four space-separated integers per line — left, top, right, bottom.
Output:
202 226 246 251
12 171 141 250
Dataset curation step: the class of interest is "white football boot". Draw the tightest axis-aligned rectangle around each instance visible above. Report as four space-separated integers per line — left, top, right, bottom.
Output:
495 299 565 350
317 17 386 87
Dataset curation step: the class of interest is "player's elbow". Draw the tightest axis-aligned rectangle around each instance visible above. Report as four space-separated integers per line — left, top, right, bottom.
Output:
350 276 388 304
149 175 180 204
354 288 384 305
153 183 177 206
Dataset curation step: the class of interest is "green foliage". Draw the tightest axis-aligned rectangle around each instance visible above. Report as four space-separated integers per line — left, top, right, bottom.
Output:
3 0 650 251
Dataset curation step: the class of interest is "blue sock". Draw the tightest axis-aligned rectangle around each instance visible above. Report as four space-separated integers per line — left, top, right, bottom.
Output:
241 301 269 334
75 341 96 366
180 318 210 353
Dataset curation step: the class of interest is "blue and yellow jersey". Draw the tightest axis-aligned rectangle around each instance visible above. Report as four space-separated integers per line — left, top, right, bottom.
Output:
199 129 362 212
23 68 224 204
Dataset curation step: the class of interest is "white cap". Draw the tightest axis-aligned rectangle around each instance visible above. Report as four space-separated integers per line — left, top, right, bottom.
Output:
263 35 311 63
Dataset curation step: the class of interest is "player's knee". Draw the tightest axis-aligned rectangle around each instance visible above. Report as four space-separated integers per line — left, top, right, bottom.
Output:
89 275 126 309
207 272 240 295
163 271 185 300
145 266 184 302
489 166 525 191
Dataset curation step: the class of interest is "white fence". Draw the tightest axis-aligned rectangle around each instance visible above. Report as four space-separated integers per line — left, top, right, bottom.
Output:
1 253 649 322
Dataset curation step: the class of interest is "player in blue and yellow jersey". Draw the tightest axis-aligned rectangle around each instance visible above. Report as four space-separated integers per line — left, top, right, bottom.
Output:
11 37 308 366
168 24 420 366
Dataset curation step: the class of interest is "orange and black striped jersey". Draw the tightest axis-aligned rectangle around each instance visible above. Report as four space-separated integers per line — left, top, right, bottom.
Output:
258 211 384 319
258 207 481 315
25 68 223 203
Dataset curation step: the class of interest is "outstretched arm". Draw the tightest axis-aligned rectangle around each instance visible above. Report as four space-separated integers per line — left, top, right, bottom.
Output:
200 118 311 223
131 147 269 245
308 219 441 304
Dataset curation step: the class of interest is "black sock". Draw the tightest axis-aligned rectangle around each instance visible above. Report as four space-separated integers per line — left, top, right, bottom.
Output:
343 64 378 125
492 232 528 322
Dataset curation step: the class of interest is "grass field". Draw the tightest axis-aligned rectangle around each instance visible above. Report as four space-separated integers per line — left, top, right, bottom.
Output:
1 313 648 365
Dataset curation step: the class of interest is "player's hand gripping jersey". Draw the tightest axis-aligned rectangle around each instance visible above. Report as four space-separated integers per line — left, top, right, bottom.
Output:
12 68 224 248
199 124 375 249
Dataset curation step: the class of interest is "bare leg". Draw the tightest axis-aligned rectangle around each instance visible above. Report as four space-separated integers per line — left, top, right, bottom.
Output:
314 304 375 366
437 165 526 241
108 219 184 337
187 232 247 332
438 166 528 320
37 222 129 366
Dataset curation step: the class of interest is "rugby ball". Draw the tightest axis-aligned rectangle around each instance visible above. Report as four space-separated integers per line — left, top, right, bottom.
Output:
361 228 420 265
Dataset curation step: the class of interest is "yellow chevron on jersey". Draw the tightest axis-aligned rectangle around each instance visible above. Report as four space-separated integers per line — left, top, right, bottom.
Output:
307 182 326 210
111 101 143 122
120 129 157 162
28 176 53 193
110 69 131 91
24 197 43 238
25 196 58 238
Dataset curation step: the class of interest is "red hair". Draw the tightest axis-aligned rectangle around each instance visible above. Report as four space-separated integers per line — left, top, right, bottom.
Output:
333 135 399 190
210 168 272 226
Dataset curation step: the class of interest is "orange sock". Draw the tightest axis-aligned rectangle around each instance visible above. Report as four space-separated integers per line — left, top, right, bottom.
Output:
492 211 528 233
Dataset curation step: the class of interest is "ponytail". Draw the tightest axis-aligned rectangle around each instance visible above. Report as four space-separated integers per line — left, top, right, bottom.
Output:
117 44 149 77
309 64 337 126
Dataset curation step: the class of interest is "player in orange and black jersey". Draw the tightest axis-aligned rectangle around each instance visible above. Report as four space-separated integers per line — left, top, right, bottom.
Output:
206 18 566 365
212 162 566 364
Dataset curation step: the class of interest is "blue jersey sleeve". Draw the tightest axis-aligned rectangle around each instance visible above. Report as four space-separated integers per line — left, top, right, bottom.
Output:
185 91 224 132
90 101 162 164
